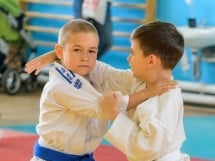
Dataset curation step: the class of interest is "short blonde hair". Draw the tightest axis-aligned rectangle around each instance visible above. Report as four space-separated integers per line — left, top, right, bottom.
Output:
58 19 99 45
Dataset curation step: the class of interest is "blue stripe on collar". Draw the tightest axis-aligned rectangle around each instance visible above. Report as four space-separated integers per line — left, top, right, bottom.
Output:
55 67 82 89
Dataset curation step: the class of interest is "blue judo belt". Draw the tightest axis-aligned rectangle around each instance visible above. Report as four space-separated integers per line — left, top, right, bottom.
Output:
33 141 95 161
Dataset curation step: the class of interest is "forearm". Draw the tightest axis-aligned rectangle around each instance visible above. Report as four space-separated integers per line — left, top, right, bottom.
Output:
127 89 150 110
25 50 57 75
43 50 57 63
127 79 177 110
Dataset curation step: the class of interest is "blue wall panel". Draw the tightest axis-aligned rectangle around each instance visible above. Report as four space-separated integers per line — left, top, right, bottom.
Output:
25 0 215 84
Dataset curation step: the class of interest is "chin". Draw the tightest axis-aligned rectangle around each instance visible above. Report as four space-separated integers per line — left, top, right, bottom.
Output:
132 72 138 79
79 71 91 77
133 73 144 81
74 68 91 76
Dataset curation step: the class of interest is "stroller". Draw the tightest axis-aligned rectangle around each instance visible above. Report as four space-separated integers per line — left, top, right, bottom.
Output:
0 2 38 95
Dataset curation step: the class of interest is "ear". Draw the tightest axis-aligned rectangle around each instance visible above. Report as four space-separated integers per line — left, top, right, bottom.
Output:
147 54 158 67
55 44 63 60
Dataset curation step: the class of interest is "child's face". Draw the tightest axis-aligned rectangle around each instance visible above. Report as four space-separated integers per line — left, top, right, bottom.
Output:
56 32 99 76
127 39 150 81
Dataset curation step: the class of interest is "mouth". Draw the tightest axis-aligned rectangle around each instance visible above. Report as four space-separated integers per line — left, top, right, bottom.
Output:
128 63 132 69
78 65 90 68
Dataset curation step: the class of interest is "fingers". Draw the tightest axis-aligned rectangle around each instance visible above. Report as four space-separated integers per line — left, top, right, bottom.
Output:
101 91 121 106
170 80 178 86
24 65 33 74
160 80 178 87
100 91 121 121
24 58 43 75
160 79 178 86
24 63 39 75
166 80 178 89
113 91 122 101
159 80 179 94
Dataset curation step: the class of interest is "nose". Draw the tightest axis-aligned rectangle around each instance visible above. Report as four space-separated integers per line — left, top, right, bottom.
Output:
80 52 89 61
127 54 131 63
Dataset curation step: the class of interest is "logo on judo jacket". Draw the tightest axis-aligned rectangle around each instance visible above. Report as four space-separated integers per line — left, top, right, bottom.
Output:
55 67 82 89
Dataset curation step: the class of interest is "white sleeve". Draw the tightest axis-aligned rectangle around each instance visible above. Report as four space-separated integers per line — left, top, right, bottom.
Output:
89 61 134 95
105 89 184 160
46 82 129 120
43 65 130 120
119 95 129 113
41 67 104 119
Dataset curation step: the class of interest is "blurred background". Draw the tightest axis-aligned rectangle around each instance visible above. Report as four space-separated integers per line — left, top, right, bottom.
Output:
0 0 215 161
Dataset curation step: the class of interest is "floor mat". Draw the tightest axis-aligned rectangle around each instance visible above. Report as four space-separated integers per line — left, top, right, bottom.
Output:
0 129 212 161
182 116 215 160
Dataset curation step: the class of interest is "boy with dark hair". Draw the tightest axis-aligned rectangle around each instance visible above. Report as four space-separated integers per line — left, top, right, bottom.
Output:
101 21 190 161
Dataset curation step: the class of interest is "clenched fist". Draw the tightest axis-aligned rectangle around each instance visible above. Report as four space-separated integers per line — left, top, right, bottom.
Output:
100 91 121 121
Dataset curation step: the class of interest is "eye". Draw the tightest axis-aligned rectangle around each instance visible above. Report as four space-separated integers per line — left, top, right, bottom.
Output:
73 48 81 53
89 50 97 55
130 49 134 55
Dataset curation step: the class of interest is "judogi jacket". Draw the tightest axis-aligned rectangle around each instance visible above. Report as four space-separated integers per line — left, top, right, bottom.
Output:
36 62 128 155
89 61 189 161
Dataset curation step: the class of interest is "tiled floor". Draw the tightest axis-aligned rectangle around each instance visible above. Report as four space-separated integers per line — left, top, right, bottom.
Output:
0 87 41 126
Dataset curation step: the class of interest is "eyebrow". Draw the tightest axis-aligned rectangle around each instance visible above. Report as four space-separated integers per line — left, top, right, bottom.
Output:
72 45 98 50
89 47 98 50
73 45 81 47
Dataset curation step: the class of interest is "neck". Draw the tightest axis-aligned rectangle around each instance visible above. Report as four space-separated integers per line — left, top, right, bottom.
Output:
147 69 172 86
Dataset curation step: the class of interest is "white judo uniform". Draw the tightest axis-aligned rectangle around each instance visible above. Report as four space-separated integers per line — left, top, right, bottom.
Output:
32 60 189 161
89 61 190 161
31 62 128 161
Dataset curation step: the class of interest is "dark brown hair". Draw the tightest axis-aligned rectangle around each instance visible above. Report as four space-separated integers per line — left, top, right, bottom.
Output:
131 21 184 69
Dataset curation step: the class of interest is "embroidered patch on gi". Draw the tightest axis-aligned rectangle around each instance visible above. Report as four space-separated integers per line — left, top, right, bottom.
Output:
55 67 82 89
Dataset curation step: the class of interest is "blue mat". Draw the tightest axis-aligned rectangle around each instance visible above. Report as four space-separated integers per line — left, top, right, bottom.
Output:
182 116 215 160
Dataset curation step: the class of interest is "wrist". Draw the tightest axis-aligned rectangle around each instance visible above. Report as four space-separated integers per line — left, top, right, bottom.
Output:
111 112 119 121
142 88 150 100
